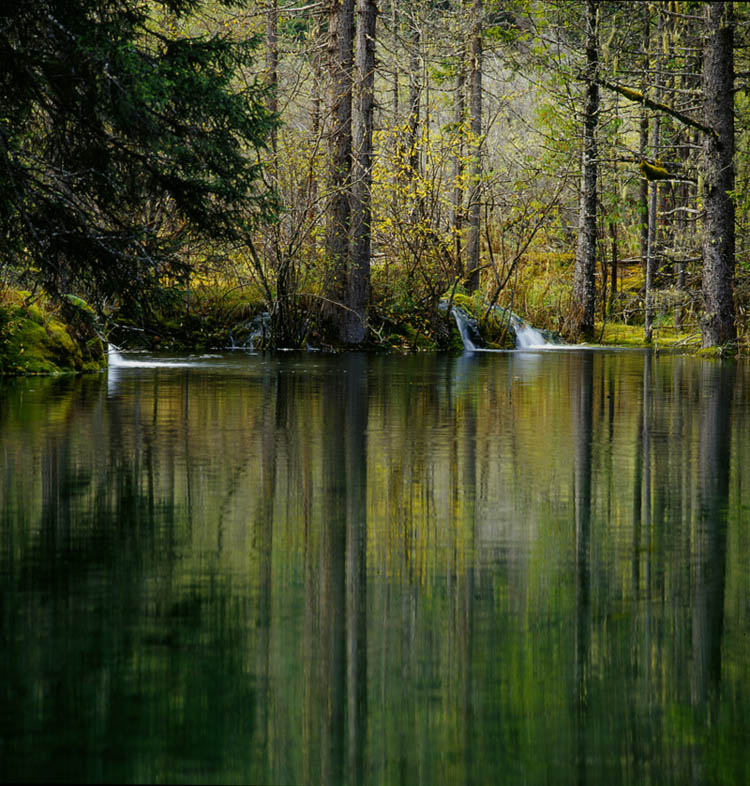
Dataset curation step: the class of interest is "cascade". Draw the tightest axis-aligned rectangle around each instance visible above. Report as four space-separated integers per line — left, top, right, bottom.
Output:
510 317 550 349
451 307 483 351
228 312 270 350
451 306 553 351
107 344 126 365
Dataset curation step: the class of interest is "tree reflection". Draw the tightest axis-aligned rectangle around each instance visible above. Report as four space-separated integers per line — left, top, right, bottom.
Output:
3 352 749 784
572 351 593 785
305 354 369 785
691 361 734 708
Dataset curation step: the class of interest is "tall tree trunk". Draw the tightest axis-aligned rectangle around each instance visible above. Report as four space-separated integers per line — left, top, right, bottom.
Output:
265 0 278 155
308 16 323 223
407 15 421 221
465 0 482 292
572 0 599 338
346 0 377 344
325 0 354 335
391 0 399 123
701 1 736 347
644 9 662 344
638 3 650 278
451 42 465 279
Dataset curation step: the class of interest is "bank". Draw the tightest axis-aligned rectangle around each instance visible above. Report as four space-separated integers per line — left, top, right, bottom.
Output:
0 293 106 375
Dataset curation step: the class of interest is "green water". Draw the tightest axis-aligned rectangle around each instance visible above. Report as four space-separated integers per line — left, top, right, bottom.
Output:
1 350 748 784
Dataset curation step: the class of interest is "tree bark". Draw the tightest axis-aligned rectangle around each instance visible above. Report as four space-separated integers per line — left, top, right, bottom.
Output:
465 0 482 292
391 0 399 123
572 0 599 338
451 42 465 279
644 9 663 344
701 1 736 347
638 3 649 278
346 0 377 344
325 0 355 335
265 0 278 154
406 13 421 220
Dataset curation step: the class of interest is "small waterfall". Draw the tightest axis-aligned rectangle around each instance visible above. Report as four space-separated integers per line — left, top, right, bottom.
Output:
450 304 554 352
228 312 270 350
107 344 126 366
511 317 549 349
451 307 483 352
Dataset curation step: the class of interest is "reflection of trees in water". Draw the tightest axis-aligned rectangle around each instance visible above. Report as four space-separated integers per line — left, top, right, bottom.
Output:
296 355 369 784
2 354 750 784
572 350 593 786
1 373 263 783
691 363 733 714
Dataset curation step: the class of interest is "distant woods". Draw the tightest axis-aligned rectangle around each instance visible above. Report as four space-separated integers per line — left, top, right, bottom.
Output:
2 1 749 349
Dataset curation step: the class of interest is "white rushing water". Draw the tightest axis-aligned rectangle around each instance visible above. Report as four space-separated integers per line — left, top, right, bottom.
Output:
451 308 557 351
107 344 212 368
451 309 479 351
511 318 550 349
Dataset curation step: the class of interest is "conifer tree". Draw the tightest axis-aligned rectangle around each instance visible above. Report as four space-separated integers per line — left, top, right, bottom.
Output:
0 0 277 309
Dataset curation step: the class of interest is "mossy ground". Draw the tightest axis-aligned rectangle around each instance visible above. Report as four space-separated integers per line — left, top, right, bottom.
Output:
596 321 702 350
0 291 105 375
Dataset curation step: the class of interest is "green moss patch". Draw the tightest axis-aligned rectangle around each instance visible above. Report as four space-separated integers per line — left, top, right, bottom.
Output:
596 321 701 350
0 303 105 375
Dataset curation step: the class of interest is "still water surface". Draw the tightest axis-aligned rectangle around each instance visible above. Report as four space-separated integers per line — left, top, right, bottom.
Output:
1 350 749 784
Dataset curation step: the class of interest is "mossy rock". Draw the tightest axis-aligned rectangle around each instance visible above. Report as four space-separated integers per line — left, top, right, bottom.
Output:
450 292 482 317
0 304 105 375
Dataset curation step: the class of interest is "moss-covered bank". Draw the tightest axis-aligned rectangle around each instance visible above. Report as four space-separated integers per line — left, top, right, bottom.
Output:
0 295 106 375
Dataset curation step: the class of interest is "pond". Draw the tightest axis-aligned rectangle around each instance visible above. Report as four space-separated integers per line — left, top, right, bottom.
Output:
1 349 749 784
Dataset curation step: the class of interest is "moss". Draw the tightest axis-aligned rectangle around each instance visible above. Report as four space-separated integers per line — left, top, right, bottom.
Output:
697 344 737 358
450 292 478 314
25 304 45 325
618 85 644 102
0 303 105 375
640 159 673 181
596 321 702 350
111 284 265 351
402 323 437 351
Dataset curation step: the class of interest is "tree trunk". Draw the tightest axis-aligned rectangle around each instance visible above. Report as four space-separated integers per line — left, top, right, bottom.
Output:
608 220 617 314
265 0 278 154
701 1 736 347
406 15 421 221
465 0 482 292
644 8 662 344
572 0 599 338
451 43 465 280
325 0 354 335
638 3 650 278
644 119 661 343
391 0 399 123
346 0 377 344
451 33 466 276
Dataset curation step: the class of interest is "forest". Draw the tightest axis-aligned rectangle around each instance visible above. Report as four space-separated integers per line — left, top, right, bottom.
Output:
1 0 748 365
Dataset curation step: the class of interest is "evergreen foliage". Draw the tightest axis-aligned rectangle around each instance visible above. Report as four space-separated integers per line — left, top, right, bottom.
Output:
0 0 277 309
